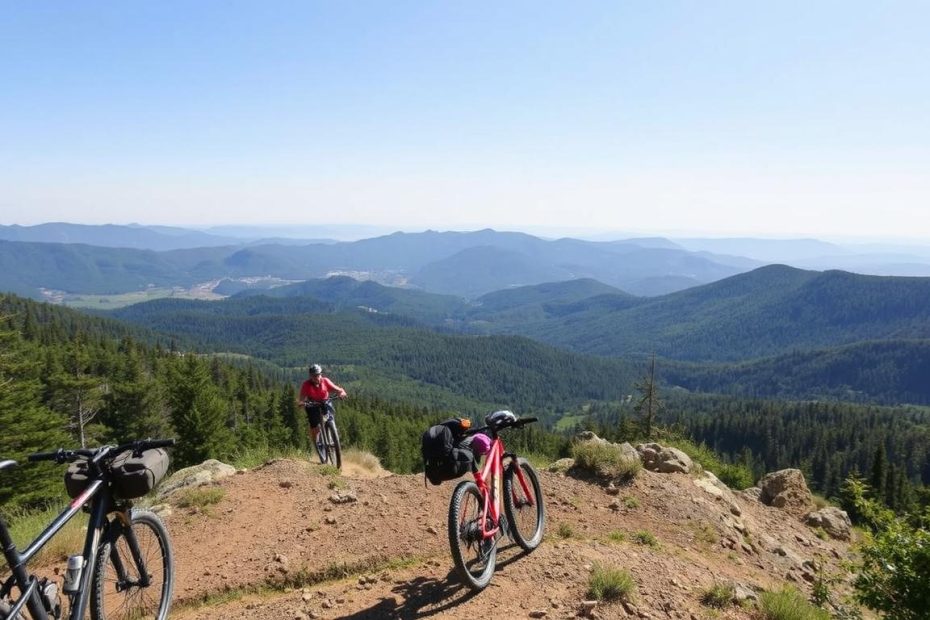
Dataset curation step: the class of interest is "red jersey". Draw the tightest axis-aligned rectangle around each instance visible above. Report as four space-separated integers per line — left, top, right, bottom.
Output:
299 377 346 402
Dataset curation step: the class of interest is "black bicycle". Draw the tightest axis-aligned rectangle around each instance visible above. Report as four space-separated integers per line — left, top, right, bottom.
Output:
302 398 342 469
0 439 175 620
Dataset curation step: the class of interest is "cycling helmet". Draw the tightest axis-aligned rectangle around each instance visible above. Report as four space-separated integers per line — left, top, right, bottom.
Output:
469 432 492 456
308 363 322 376
485 409 517 428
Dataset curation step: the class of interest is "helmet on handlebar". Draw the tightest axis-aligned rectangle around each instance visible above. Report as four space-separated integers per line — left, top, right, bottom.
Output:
309 363 322 376
485 410 517 428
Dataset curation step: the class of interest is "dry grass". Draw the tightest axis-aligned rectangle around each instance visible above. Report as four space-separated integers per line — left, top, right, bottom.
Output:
342 449 382 472
5 505 86 565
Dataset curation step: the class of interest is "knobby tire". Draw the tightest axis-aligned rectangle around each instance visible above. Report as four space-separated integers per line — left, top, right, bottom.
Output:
91 509 174 620
325 419 342 469
447 480 496 591
503 458 545 552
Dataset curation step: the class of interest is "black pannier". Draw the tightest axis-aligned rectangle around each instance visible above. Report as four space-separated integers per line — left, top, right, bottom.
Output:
64 448 169 500
421 419 474 485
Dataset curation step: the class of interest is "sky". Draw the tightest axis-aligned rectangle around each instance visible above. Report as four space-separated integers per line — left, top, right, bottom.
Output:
1 1 928 239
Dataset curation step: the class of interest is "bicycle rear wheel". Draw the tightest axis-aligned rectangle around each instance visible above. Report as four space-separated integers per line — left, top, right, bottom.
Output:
447 480 496 591
504 457 545 552
91 510 173 620
324 419 342 469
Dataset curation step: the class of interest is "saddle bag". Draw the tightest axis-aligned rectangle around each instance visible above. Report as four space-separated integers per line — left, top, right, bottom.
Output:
421 418 474 485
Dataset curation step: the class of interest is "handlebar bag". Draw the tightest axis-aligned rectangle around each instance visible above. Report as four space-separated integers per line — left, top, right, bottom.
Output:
64 459 91 499
421 420 474 485
110 448 169 499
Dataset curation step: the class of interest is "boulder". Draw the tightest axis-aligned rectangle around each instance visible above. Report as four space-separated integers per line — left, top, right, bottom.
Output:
637 443 693 474
804 507 852 541
156 459 237 499
758 469 813 516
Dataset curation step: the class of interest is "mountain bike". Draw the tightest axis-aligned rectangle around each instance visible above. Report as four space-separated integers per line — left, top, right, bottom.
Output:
302 398 342 469
447 411 545 591
0 439 175 620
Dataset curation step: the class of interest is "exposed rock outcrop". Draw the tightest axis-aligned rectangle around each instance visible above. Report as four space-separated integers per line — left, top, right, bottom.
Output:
804 507 852 540
156 459 237 499
637 442 693 474
757 469 813 516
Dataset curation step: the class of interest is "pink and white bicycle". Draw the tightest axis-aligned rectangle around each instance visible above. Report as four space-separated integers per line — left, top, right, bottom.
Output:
447 411 546 591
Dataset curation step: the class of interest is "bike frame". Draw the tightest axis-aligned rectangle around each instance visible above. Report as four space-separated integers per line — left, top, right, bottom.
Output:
472 436 535 540
0 463 149 619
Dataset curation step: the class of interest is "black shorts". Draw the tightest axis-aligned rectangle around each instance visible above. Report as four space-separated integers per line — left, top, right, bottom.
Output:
305 404 329 429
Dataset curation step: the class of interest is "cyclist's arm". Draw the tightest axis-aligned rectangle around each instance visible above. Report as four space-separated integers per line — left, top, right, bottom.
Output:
323 377 347 399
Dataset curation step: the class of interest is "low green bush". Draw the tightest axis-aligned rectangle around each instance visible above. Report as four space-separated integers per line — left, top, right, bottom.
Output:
587 564 635 602
571 441 641 480
758 587 831 620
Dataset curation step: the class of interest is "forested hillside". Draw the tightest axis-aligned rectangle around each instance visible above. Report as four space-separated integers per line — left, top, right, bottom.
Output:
471 265 930 361
0 294 524 510
663 339 930 405
109 296 641 416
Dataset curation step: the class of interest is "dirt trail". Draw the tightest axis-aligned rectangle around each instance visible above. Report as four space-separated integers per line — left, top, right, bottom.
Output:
163 459 854 619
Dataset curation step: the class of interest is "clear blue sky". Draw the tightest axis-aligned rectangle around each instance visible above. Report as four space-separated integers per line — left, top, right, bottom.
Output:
1 1 927 238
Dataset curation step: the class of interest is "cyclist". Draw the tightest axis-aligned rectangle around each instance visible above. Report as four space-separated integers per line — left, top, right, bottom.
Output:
298 363 347 447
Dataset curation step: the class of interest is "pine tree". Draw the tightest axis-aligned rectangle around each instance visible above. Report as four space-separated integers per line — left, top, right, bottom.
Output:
633 353 662 440
0 325 70 509
870 444 888 503
166 355 233 467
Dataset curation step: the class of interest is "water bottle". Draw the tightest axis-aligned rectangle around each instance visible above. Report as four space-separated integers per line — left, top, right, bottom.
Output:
62 555 84 593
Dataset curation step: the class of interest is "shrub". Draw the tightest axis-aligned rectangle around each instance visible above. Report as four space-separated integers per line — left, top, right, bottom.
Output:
632 530 658 547
555 522 576 539
692 522 718 545
854 517 930 619
623 496 639 509
758 587 831 620
587 564 635 602
700 583 735 608
666 438 754 489
571 441 641 480
607 530 626 543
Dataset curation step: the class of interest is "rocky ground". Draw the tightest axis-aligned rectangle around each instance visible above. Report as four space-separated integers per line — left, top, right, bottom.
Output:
146 449 858 620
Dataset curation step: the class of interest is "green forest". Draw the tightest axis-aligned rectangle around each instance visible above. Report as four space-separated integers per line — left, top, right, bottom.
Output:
3 291 930 520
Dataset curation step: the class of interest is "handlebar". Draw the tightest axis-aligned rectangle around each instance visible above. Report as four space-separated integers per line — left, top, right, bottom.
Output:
464 416 538 437
28 438 176 464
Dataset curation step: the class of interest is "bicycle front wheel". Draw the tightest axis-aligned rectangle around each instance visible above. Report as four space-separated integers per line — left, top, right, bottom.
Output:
91 509 174 620
325 419 342 469
314 427 329 464
448 480 496 591
504 457 545 552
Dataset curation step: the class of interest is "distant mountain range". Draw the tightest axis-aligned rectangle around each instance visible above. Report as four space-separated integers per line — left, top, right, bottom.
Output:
0 227 757 299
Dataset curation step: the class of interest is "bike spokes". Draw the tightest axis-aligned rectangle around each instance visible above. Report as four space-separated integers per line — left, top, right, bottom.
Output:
448 482 496 590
